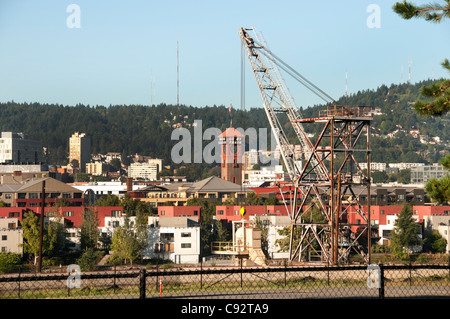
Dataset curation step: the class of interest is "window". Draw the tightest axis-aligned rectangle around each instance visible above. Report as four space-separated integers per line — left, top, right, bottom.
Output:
1 235 7 241
8 212 20 218
111 210 121 217
181 243 191 249
194 210 198 216
29 193 39 199
181 232 191 238
381 210 385 215
63 211 74 217
217 210 224 215
62 193 72 199
160 210 165 216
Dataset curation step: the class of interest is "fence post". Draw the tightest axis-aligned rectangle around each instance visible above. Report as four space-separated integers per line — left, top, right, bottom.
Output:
200 259 203 289
18 267 21 299
139 268 146 299
378 263 384 299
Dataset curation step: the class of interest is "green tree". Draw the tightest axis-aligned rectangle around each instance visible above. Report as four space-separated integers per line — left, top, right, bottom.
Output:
111 217 147 265
393 0 449 22
95 194 121 206
79 208 99 250
393 1 450 116
76 247 102 271
391 204 422 259
423 230 447 253
372 170 389 184
0 252 22 273
425 154 450 205
21 210 59 264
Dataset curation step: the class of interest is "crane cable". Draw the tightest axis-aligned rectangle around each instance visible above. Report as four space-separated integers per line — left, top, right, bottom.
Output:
253 38 336 105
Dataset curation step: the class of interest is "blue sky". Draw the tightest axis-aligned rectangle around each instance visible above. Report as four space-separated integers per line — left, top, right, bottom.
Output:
0 0 449 109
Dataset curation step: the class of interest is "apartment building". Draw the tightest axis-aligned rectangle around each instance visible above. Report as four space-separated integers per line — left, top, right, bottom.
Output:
144 216 200 264
0 217 23 254
69 132 91 172
0 132 42 164
411 164 447 184
128 162 158 180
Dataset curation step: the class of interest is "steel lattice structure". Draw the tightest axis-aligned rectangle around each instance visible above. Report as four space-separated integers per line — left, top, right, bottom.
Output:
239 27 373 264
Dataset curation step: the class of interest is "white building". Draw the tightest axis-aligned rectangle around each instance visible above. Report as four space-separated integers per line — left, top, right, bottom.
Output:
242 165 285 187
85 161 108 176
144 216 200 264
411 164 448 184
359 162 387 172
128 162 158 180
71 181 146 200
388 163 424 170
0 132 42 164
0 217 23 254
378 215 422 252
249 215 291 260
423 215 450 254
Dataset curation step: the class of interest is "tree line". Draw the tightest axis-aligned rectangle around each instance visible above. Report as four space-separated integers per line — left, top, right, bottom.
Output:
0 80 447 174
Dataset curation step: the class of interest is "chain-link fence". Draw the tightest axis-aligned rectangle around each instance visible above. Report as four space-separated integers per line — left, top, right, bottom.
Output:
1 263 449 299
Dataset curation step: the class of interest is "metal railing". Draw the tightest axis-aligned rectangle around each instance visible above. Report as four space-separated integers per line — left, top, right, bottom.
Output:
0 263 449 299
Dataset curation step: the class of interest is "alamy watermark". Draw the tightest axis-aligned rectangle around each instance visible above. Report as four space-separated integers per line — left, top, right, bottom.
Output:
66 4 81 29
366 4 381 29
67 264 81 289
170 120 280 166
366 264 381 288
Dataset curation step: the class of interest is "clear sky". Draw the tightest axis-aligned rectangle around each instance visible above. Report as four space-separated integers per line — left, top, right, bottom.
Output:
0 0 449 110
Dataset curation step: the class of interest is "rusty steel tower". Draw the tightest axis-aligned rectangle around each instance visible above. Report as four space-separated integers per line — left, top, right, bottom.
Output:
239 27 373 264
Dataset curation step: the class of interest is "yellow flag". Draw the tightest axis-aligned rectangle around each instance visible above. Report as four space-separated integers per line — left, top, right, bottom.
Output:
240 206 246 217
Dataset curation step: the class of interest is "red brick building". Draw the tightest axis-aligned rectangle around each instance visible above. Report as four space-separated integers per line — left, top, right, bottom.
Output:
215 205 288 222
157 206 201 218
0 206 123 228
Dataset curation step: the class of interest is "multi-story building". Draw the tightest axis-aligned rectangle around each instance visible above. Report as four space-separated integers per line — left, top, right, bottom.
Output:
128 162 158 180
69 132 91 172
242 165 285 187
85 161 108 176
388 163 424 170
411 164 447 184
215 205 288 222
0 217 23 254
144 216 201 264
131 176 251 207
0 132 42 164
359 162 387 172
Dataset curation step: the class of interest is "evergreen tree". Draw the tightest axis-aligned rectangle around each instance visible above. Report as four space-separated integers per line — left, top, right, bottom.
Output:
79 208 99 250
425 154 450 205
391 204 422 258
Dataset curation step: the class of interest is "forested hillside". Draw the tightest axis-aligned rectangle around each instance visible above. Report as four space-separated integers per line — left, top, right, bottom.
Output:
0 80 448 169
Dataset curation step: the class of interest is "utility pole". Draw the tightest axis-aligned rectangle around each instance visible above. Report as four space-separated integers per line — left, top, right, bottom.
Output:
37 180 46 273
177 37 179 106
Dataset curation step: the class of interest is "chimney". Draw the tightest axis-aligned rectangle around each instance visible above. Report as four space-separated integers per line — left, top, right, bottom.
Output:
126 178 133 192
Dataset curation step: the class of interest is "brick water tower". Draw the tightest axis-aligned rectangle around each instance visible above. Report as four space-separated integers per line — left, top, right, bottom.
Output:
219 127 244 185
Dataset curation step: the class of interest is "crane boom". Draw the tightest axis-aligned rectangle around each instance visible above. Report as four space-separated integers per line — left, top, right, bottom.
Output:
239 27 328 183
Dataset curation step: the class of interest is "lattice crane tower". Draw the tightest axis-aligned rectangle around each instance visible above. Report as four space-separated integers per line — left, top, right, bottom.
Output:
239 27 374 265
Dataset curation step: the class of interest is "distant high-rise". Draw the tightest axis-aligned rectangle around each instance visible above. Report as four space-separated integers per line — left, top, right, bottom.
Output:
69 132 91 172
0 132 42 164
